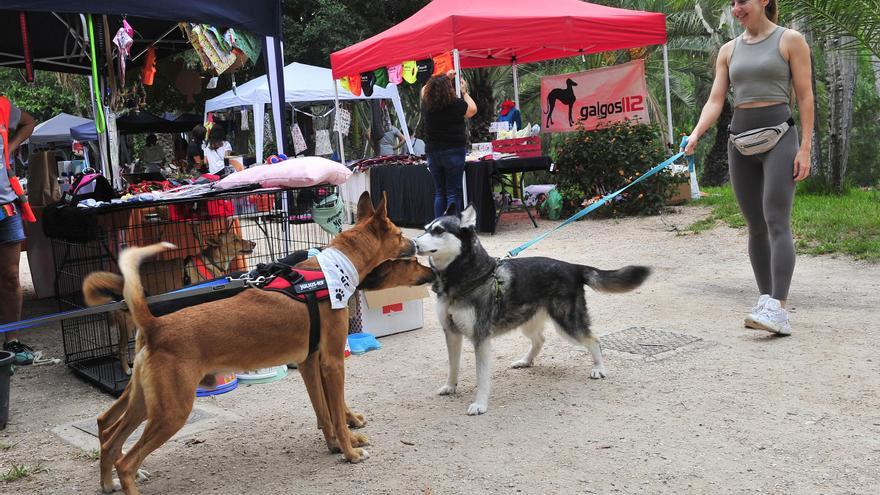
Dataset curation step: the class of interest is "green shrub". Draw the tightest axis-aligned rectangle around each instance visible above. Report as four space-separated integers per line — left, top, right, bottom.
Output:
552 120 681 217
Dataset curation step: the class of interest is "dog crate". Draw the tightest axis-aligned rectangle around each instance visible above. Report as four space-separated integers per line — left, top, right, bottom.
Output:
49 187 336 395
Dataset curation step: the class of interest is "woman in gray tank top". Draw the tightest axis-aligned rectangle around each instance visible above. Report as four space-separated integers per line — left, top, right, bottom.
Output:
684 0 814 336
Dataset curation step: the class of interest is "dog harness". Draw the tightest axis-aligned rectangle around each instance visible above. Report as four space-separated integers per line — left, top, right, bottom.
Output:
257 263 330 356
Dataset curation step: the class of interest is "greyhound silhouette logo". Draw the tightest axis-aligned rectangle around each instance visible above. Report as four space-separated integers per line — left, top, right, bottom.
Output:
544 78 578 127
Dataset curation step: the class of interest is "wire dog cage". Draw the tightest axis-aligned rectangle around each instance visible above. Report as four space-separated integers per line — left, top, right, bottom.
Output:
49 187 336 395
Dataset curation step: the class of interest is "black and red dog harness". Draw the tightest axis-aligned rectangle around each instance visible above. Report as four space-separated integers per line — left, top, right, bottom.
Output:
257 263 330 356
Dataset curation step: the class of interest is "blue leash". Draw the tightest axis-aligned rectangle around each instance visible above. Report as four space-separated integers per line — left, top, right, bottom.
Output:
507 137 693 258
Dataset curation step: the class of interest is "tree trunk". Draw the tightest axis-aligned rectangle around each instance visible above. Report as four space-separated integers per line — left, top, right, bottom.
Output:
799 25 824 177
872 54 880 100
700 97 733 186
824 36 857 193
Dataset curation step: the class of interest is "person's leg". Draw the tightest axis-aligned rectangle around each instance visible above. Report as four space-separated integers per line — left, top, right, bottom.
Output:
427 151 448 219
762 127 799 304
0 214 30 364
728 143 773 296
444 148 466 213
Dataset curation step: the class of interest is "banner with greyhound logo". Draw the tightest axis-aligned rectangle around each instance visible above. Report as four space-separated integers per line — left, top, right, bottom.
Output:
540 59 650 133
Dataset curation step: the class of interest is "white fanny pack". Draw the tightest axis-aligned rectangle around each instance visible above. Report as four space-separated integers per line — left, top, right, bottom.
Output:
729 118 794 155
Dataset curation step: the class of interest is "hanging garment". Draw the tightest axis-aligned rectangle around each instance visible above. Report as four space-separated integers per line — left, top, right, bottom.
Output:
401 60 418 84
315 130 333 156
345 74 362 96
141 46 157 86
373 67 389 88
113 20 134 83
190 24 236 75
387 64 403 84
360 71 376 97
232 30 262 64
334 107 351 136
432 52 453 76
181 23 212 71
415 58 434 84
291 123 307 154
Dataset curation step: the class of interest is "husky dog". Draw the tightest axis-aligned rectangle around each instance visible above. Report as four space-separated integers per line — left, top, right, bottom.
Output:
415 205 650 415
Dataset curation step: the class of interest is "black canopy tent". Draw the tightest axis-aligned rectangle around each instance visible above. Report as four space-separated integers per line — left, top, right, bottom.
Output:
0 1 291 169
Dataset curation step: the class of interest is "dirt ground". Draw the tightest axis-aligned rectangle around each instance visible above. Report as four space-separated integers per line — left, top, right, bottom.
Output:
1 204 879 495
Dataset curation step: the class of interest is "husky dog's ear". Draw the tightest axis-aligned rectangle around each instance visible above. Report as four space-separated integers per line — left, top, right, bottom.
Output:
444 203 458 216
356 191 374 222
460 204 477 229
374 191 388 219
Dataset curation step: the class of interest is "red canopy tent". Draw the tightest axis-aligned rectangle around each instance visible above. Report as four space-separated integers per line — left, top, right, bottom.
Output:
330 0 672 144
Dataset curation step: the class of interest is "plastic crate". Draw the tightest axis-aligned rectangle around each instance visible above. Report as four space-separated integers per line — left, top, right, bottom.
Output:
491 136 542 158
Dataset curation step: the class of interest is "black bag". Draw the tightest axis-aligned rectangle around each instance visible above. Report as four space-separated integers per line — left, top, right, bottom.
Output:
42 201 102 243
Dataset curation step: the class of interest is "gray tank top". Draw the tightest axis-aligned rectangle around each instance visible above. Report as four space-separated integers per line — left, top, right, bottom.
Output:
729 26 791 107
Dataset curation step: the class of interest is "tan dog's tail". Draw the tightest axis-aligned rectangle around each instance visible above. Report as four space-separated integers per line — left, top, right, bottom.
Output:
83 272 125 307
582 265 650 293
118 242 176 337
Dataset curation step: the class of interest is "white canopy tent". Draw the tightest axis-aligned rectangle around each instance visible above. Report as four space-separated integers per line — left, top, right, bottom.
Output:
205 62 412 163
26 113 93 145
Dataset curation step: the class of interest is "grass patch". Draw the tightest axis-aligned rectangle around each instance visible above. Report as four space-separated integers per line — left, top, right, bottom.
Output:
82 448 100 461
689 186 880 261
0 464 47 482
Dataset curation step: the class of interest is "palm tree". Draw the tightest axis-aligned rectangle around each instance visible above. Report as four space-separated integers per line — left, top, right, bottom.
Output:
783 0 880 191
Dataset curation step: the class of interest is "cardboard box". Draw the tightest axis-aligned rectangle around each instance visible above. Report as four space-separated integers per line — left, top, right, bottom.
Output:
667 176 692 206
355 285 428 337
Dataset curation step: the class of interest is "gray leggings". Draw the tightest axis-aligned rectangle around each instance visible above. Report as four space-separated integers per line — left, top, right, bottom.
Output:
728 103 798 300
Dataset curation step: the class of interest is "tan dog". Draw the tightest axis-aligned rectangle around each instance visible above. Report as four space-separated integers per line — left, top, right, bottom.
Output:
182 231 256 285
83 273 138 376
83 256 436 378
84 232 254 376
93 192 421 495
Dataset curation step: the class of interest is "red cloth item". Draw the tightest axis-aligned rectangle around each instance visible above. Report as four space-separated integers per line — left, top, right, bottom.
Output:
141 46 157 86
500 99 516 116
330 0 666 78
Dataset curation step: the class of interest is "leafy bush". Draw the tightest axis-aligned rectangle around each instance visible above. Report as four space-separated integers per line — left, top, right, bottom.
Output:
553 120 682 217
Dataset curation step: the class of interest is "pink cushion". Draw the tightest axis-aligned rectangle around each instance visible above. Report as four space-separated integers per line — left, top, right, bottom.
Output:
215 157 352 190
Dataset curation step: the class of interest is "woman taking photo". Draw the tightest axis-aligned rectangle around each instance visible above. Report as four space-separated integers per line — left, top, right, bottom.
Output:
685 0 814 335
421 70 477 218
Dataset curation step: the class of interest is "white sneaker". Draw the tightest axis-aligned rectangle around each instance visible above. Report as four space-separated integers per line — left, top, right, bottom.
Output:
746 298 792 335
744 294 770 329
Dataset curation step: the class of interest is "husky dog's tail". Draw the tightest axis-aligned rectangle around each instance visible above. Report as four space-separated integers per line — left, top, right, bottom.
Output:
118 242 176 340
582 265 650 293
83 272 125 307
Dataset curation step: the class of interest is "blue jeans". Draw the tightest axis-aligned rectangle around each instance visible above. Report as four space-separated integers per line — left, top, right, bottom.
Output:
427 147 466 219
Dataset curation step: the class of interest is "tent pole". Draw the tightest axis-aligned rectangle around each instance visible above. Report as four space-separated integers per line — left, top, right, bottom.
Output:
662 44 673 146
452 48 467 205
512 60 520 109
452 49 461 96
334 81 345 163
